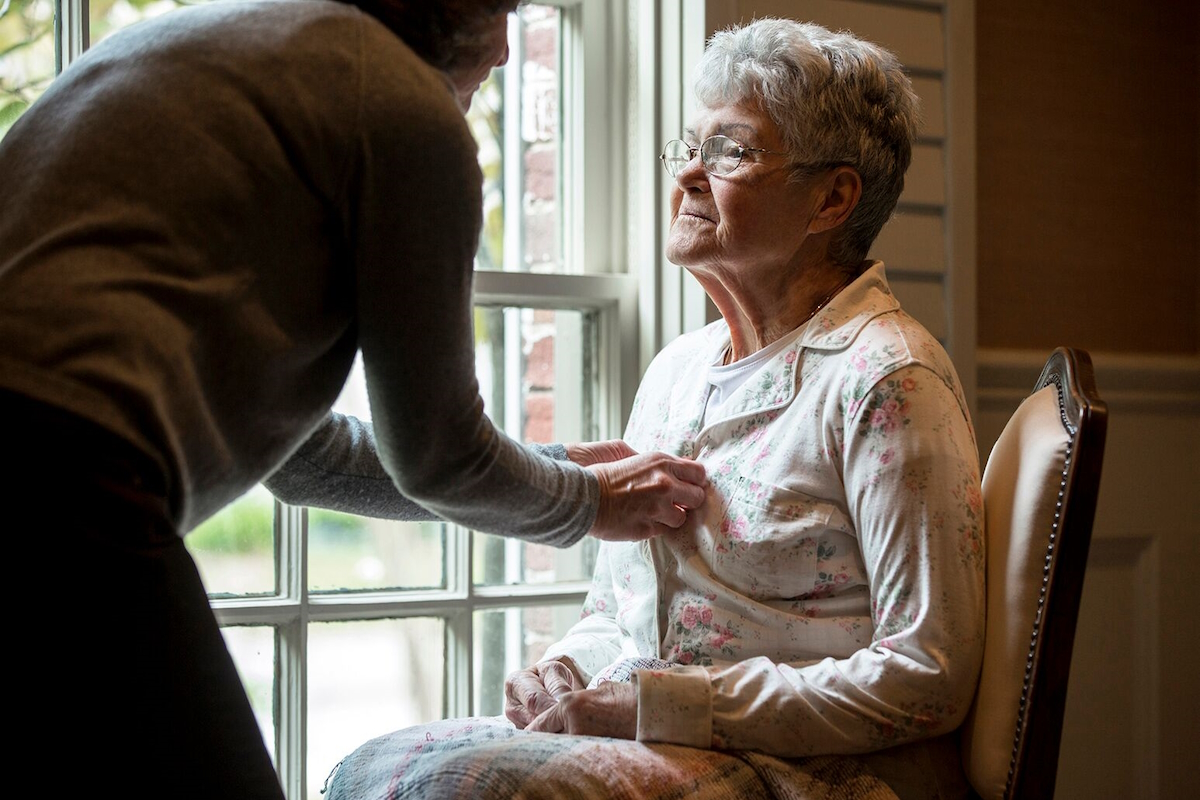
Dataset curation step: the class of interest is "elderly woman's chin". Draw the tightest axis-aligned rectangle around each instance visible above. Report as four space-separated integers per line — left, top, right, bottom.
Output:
664 228 711 270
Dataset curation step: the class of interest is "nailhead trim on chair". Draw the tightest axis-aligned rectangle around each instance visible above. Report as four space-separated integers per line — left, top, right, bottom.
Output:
1004 375 1076 799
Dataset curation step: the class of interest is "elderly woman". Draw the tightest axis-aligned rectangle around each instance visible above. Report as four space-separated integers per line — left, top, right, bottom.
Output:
513 12 982 784
325 16 983 800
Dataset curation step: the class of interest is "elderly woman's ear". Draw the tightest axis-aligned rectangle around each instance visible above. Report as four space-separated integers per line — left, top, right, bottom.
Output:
807 166 863 235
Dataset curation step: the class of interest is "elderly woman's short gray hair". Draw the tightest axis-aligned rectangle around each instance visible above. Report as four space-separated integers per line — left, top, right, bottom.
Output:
695 18 920 268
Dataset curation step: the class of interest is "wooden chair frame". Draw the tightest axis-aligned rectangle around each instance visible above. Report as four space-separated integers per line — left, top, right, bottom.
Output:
984 347 1108 799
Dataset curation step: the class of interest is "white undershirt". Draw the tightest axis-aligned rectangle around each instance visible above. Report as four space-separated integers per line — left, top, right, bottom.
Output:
704 321 809 424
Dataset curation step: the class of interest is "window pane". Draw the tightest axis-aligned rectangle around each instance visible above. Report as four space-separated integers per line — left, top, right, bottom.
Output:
223 625 276 765
474 534 598 586
309 514 446 592
0 0 55 141
472 603 583 717
473 305 600 585
308 353 447 592
188 483 276 596
89 0 205 47
308 618 444 800
470 4 566 273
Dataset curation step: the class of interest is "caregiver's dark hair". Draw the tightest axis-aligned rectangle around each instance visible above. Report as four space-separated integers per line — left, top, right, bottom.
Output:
344 0 519 72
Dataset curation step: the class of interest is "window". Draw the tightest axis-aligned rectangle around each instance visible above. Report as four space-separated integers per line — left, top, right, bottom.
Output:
3 1 640 798
1 0 54 136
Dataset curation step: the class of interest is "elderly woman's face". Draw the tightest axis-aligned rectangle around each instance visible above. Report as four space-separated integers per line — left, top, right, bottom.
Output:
666 103 818 280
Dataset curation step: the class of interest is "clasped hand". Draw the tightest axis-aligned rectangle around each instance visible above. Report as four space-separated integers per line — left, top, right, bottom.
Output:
504 660 637 740
570 440 708 542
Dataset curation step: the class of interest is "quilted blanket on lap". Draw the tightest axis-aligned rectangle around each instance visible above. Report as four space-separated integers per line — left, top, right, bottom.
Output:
322 717 899 800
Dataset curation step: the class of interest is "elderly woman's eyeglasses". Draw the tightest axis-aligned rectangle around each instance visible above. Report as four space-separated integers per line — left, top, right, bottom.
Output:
659 135 788 177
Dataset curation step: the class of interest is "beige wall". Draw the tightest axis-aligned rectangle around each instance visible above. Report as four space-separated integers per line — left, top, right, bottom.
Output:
977 0 1199 354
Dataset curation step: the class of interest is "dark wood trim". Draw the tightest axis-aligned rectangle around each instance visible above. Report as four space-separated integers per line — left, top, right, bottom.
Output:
1007 347 1109 798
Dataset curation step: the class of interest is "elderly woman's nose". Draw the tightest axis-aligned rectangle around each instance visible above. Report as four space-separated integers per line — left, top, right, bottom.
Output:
674 153 709 190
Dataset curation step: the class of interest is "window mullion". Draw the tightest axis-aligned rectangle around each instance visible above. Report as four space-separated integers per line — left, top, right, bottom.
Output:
276 502 307 800
445 523 473 718
55 0 88 72
503 13 524 274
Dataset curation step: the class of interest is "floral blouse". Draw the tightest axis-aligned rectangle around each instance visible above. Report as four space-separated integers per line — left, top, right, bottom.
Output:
541 262 985 757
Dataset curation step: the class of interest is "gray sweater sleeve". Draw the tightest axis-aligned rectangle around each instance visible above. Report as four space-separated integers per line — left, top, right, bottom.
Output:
263 412 569 528
334 25 600 549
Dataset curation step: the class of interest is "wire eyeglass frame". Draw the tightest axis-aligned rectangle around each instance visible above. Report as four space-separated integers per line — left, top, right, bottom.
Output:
659 135 789 177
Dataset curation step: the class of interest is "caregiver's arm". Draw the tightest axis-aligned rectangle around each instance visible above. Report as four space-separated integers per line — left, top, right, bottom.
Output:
345 48 704 547
263 411 572 522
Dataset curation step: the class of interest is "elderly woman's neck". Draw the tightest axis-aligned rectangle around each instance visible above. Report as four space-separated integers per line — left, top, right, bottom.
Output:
704 265 855 363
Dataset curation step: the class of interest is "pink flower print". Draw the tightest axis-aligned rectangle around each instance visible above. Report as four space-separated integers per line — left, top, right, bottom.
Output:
879 448 894 465
680 605 700 630
966 485 983 515
595 598 607 612
901 377 917 392
750 444 771 467
881 402 905 432
719 463 733 475
784 350 797 364
700 606 713 625
883 408 906 433
729 514 749 540
708 624 732 648
678 650 695 665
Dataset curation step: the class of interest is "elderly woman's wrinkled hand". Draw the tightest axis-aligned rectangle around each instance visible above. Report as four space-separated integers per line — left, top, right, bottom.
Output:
524 682 637 740
587 452 708 541
504 659 585 729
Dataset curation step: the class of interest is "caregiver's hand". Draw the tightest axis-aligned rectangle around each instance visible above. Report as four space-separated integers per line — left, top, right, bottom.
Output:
525 682 637 740
587 451 707 542
504 659 585 729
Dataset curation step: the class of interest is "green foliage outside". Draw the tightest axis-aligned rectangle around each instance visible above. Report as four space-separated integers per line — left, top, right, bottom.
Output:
0 0 54 138
189 495 372 555
0 0 208 139
189 492 274 553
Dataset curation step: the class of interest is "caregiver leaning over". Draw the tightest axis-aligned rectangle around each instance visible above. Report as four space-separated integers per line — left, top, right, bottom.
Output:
0 2 705 799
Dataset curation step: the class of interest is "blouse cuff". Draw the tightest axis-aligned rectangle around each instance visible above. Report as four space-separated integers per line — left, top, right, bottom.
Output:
633 666 712 749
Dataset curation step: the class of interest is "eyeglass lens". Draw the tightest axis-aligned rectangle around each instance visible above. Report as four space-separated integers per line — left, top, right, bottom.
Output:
660 136 745 177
